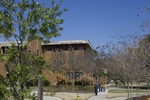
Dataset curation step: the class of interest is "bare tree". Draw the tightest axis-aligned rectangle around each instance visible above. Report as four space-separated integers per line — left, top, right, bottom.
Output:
106 35 147 100
138 34 150 95
53 46 87 91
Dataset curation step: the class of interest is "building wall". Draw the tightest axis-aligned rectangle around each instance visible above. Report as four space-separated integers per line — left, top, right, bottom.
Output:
0 62 6 78
27 40 42 55
41 44 90 84
0 40 97 84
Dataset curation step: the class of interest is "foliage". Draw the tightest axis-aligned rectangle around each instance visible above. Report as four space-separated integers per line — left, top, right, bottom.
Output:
43 85 94 92
0 0 67 99
75 81 82 86
0 0 67 42
105 34 149 100
0 75 10 100
0 45 46 99
88 46 107 83
53 46 90 91
81 77 92 86
50 90 56 96
43 77 50 86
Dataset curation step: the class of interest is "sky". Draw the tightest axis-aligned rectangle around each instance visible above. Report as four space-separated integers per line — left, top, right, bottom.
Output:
5 0 150 49
48 0 150 49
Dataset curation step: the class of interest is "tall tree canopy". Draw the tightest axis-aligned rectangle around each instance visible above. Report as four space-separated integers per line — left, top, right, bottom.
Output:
0 0 67 42
0 0 67 99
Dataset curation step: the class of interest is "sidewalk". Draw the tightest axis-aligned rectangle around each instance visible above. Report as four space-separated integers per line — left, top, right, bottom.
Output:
32 85 128 100
87 85 127 100
87 88 109 100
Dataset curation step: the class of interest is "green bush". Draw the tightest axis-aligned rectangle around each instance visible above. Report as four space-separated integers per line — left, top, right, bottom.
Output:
50 90 56 96
26 76 50 87
43 78 50 86
0 75 9 99
43 85 94 92
26 78 38 87
76 86 93 91
75 81 82 86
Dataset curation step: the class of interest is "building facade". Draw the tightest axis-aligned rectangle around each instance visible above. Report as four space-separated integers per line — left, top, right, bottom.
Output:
0 40 95 84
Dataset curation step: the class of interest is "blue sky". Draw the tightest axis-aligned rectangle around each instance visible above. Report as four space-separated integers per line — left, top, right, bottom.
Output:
8 0 150 49
48 0 150 49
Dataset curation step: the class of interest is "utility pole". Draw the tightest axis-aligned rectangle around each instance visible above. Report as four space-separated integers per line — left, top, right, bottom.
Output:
38 76 43 100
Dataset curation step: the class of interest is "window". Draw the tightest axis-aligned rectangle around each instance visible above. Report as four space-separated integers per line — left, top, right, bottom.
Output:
75 72 79 78
66 72 70 80
70 47 73 51
70 72 73 79
80 72 83 77
58 48 61 52
66 71 83 80
28 49 31 53
53 60 56 65
66 72 73 79
2 47 8 54
36 50 38 55
53 48 56 52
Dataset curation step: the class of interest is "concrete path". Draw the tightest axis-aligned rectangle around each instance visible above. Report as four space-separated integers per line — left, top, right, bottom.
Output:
87 85 127 100
32 85 128 100
87 87 109 100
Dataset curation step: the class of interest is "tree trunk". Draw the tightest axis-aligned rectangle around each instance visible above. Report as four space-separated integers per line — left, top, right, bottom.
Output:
72 71 75 91
130 82 133 100
127 81 130 100
138 82 141 98
148 79 150 96
72 79 75 91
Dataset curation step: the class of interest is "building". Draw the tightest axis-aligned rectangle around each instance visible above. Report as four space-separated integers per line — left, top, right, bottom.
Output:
0 40 95 84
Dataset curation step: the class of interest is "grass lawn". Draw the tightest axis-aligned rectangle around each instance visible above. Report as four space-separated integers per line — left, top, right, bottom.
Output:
108 89 150 93
107 89 150 99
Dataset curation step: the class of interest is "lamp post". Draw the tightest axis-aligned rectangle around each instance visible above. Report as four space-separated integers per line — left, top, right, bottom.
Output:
38 76 43 100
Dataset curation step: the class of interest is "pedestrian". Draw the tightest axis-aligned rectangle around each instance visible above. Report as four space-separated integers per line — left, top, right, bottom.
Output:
94 84 98 96
115 80 118 87
102 83 106 92
98 83 102 92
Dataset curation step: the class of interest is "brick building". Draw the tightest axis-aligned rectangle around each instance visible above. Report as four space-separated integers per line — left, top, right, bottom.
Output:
0 40 96 84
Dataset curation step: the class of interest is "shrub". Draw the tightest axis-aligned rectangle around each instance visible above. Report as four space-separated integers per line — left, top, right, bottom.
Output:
81 77 92 86
0 75 9 99
50 90 56 96
26 76 50 87
75 81 82 86
43 78 50 86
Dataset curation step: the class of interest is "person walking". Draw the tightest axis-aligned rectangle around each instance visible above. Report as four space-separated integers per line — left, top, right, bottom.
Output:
102 83 106 92
98 83 102 92
94 84 98 96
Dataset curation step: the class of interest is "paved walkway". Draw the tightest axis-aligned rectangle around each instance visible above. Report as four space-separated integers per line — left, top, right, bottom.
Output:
87 86 127 100
32 85 128 100
87 87 109 100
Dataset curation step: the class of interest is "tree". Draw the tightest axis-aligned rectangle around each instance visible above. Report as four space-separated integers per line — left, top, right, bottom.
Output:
106 35 147 100
0 0 67 99
53 46 87 91
0 74 9 100
1 45 46 99
138 34 150 95
88 46 107 83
